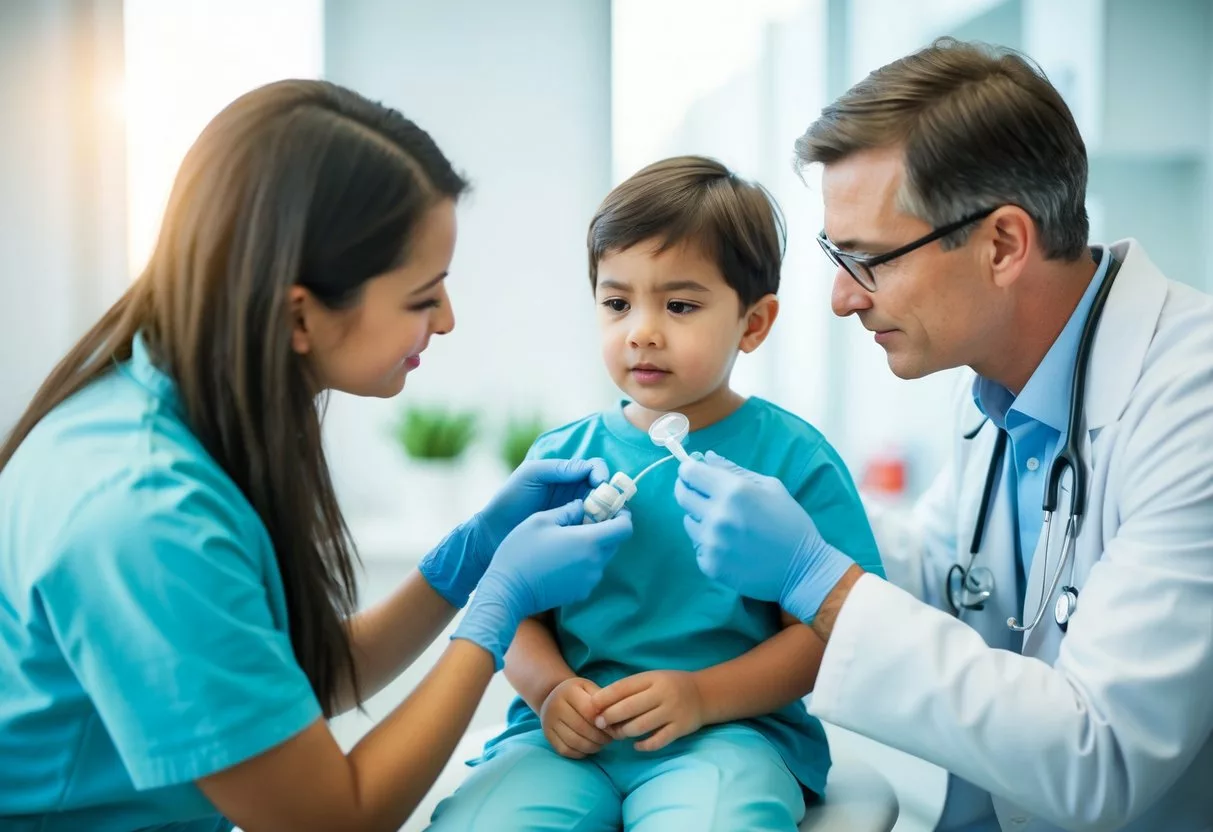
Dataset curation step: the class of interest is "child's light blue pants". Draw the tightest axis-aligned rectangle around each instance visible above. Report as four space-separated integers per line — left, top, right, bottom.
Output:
425 724 806 831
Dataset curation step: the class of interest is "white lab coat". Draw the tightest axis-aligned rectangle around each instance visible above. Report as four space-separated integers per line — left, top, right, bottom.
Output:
808 240 1213 831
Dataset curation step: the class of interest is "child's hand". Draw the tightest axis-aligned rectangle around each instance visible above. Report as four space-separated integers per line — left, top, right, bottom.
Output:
539 677 614 759
590 670 705 752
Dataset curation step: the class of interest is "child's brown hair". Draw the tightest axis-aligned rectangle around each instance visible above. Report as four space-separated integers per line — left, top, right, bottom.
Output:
588 155 785 308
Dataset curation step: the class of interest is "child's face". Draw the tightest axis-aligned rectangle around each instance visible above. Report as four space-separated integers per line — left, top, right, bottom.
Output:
594 238 776 423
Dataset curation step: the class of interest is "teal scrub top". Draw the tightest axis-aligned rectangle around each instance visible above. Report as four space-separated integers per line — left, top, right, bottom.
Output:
489 398 884 795
0 335 322 831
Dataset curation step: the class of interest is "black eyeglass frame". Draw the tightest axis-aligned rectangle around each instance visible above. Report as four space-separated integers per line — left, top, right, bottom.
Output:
817 206 998 292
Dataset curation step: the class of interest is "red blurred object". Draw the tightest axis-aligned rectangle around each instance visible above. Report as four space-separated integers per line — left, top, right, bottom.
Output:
862 452 907 497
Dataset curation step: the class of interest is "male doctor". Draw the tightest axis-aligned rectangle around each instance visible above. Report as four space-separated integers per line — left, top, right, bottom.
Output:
674 38 1213 831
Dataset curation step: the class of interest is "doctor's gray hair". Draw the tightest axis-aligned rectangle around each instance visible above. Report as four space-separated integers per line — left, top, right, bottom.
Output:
794 38 1089 260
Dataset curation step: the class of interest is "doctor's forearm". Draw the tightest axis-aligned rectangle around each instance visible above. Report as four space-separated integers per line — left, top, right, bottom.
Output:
337 569 459 713
808 563 864 643
693 622 825 725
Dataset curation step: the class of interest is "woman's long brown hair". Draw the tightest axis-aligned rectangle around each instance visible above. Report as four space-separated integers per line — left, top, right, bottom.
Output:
0 80 467 715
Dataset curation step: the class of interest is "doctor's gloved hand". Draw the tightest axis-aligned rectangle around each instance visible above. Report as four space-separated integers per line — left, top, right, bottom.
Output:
452 499 631 669
674 451 855 625
420 458 609 608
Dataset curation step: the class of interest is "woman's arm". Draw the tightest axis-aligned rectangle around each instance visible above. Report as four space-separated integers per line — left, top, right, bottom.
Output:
333 454 614 713
198 502 632 832
335 569 458 713
199 638 494 832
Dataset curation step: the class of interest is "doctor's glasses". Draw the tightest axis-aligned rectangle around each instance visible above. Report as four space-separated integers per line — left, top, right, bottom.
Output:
817 206 997 292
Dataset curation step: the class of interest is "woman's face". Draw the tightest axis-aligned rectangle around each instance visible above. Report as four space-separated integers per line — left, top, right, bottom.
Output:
290 199 458 397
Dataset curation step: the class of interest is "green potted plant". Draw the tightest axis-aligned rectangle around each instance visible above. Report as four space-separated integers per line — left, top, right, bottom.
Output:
392 405 479 531
395 406 479 462
501 413 547 472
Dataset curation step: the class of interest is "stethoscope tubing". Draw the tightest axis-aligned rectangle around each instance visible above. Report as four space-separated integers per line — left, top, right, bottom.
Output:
950 252 1122 632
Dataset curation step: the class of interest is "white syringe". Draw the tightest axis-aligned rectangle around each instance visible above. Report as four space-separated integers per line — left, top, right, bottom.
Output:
582 412 692 524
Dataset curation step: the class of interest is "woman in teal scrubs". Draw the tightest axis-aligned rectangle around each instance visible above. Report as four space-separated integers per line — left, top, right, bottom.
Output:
0 80 631 832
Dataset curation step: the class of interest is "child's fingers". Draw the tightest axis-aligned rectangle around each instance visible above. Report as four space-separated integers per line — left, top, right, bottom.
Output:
553 721 597 756
635 724 680 753
573 677 603 696
590 674 650 712
616 707 668 740
567 691 614 745
562 713 611 747
595 687 660 730
550 699 606 749
567 712 612 746
544 726 585 760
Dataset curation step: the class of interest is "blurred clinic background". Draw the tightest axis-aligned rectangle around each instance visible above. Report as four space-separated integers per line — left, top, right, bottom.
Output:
1 2 1211 824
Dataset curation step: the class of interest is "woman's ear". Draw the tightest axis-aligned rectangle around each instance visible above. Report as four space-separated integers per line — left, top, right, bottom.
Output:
739 294 779 354
288 285 313 355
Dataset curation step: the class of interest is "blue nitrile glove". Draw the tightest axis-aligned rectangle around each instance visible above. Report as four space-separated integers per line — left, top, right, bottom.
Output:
419 458 610 608
452 499 632 669
673 451 854 624
478 458 611 547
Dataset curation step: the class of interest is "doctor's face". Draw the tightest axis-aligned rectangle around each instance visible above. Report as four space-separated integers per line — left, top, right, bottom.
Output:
822 147 994 380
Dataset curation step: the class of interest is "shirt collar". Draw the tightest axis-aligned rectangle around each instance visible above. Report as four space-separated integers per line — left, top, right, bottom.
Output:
123 331 183 414
974 246 1112 433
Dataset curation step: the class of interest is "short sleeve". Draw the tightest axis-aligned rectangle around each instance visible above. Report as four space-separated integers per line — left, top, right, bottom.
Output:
793 443 886 579
38 467 322 790
523 432 562 463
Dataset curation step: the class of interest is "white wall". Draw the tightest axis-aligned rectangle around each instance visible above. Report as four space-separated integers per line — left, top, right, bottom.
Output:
609 0 837 456
824 0 971 494
322 0 614 533
0 0 127 436
1 0 328 437
1208 0 1213 281
123 0 325 276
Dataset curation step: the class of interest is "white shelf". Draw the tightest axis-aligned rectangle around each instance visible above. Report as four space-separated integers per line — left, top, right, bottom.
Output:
347 515 443 566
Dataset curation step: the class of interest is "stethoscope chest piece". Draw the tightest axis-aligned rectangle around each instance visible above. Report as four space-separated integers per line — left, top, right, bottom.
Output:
1054 585 1079 632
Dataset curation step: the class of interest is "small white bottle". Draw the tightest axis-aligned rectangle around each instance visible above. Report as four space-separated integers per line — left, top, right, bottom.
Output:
582 472 637 524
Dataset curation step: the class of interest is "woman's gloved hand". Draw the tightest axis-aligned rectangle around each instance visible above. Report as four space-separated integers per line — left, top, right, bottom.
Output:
420 458 609 608
453 499 632 669
478 458 610 547
673 451 854 624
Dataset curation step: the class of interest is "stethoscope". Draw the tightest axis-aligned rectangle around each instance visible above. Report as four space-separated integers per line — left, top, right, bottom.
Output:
946 251 1122 634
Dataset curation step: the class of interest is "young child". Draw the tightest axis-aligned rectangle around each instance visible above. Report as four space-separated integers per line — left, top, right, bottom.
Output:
427 156 884 831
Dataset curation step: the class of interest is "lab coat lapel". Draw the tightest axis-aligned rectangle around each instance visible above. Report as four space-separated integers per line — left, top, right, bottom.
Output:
1084 240 1168 430
1021 240 1166 657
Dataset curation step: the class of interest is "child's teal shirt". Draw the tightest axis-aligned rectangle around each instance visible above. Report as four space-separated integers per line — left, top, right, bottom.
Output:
489 397 884 794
